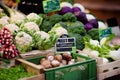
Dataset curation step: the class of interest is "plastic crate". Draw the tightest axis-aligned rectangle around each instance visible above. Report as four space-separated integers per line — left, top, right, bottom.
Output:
24 53 97 80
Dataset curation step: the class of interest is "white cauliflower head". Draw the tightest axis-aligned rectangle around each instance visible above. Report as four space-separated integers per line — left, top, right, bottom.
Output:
26 13 43 26
35 31 50 40
27 13 40 20
1 16 9 21
23 22 40 32
55 27 68 36
4 24 20 34
0 18 9 26
49 23 68 37
10 13 25 24
15 31 33 52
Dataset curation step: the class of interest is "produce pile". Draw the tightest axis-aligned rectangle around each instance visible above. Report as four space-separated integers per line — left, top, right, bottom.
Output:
0 28 19 59
0 2 120 63
40 53 75 69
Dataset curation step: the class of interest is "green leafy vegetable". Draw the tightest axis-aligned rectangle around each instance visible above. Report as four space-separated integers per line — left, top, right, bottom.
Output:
0 65 34 80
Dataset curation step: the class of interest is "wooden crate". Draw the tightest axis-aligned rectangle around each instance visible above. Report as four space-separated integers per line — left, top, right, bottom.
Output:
97 59 120 80
20 74 45 80
19 47 54 59
16 58 44 75
77 50 120 80
16 58 45 80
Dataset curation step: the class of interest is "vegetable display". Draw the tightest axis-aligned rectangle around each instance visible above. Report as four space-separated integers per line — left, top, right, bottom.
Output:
82 34 120 63
0 28 19 59
39 53 77 69
0 1 120 65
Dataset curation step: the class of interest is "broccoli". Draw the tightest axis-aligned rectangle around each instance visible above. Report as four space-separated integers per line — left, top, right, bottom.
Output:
40 14 62 32
49 14 63 26
58 21 68 29
87 28 99 40
62 12 77 22
40 20 53 32
69 33 85 50
67 21 86 36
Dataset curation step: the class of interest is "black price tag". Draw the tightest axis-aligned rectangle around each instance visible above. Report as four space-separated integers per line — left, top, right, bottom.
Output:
55 37 76 53
42 0 61 13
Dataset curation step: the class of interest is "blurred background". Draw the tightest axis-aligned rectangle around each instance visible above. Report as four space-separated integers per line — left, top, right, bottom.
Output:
2 0 120 26
74 0 120 26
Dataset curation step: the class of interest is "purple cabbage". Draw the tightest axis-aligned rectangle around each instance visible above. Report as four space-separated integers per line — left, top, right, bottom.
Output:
85 23 93 31
76 12 88 24
89 19 98 28
59 7 72 15
72 7 81 14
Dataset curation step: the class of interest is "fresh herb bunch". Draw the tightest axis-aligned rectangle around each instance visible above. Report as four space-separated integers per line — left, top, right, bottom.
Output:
0 65 34 80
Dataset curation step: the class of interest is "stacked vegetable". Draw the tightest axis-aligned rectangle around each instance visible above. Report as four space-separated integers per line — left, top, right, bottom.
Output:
1 1 120 64
59 2 98 30
39 52 79 69
82 35 120 63
0 2 102 53
0 28 19 59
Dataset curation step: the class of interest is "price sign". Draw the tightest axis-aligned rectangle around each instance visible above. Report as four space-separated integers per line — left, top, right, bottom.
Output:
55 36 76 53
42 0 61 13
99 27 112 40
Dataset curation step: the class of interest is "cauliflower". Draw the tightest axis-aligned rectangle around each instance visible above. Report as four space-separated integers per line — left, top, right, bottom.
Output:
10 12 25 25
55 27 68 36
48 23 68 37
1 16 9 21
26 13 43 26
4 24 20 34
35 31 50 40
15 31 33 53
27 13 40 20
0 18 9 27
34 31 50 49
34 31 57 50
23 22 40 33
